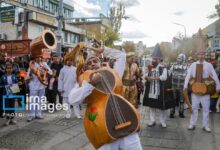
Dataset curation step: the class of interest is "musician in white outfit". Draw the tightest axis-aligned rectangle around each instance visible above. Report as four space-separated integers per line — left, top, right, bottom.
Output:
58 58 81 119
184 51 220 132
27 56 52 121
68 42 142 150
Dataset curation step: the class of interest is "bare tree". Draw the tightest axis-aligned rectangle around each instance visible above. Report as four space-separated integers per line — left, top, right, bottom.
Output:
208 0 220 19
109 3 125 33
122 41 136 53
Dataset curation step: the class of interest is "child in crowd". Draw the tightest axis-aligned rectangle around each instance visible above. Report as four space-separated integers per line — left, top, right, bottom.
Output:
46 69 58 111
0 62 19 126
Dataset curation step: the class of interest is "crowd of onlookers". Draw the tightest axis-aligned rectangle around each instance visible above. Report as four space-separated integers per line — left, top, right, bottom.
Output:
0 53 64 120
0 51 220 126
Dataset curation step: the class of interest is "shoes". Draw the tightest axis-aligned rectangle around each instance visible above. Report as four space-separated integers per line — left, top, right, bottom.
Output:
203 127 211 133
188 125 196 130
76 115 82 119
161 122 167 128
36 116 44 119
4 119 10 126
65 113 71 119
10 119 17 125
169 114 174 118
179 113 185 118
27 116 34 122
147 121 156 127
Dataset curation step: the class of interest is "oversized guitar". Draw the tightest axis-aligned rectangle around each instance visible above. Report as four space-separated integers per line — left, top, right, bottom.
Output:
79 67 140 149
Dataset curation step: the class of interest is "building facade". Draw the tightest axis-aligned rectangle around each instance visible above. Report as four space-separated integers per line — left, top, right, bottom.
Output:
0 0 87 52
203 19 220 57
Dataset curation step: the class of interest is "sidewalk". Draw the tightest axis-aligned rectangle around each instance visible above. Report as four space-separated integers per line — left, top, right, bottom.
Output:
0 105 219 150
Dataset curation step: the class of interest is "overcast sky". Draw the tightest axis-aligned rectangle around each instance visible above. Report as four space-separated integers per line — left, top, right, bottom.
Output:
64 0 219 47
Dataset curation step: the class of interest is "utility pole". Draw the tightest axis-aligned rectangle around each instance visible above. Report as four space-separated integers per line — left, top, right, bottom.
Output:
56 0 63 57
0 0 2 24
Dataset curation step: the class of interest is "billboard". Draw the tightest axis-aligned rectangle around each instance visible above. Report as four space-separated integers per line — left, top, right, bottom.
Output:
0 39 31 57
0 6 16 22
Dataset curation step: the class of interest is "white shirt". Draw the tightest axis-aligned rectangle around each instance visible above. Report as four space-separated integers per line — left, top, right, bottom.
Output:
184 60 220 90
7 75 13 85
68 47 126 104
58 65 77 97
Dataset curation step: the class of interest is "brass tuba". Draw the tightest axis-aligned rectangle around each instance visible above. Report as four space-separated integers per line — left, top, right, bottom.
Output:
29 30 57 86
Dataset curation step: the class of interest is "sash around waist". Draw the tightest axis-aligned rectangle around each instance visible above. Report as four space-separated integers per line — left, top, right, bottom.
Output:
122 79 136 86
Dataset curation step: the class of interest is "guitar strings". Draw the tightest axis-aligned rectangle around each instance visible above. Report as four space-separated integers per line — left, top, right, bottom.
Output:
100 71 126 124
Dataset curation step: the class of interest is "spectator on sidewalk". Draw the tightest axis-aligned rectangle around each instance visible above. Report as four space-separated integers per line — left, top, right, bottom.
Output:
0 62 19 126
46 69 58 111
51 55 63 104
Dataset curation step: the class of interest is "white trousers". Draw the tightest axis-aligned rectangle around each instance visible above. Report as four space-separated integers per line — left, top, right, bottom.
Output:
63 97 81 118
98 133 142 150
149 108 167 124
28 89 45 118
190 93 210 128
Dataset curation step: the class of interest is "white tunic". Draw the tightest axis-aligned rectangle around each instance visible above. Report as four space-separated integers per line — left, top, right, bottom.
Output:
68 47 126 105
184 60 220 91
58 65 77 98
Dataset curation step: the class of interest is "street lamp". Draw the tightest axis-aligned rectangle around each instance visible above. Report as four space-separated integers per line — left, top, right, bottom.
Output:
173 22 186 38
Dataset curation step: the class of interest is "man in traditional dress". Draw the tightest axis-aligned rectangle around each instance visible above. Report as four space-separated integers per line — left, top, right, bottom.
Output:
58 57 81 119
169 53 188 118
143 43 174 128
122 52 139 108
27 55 52 121
68 41 142 150
184 29 220 132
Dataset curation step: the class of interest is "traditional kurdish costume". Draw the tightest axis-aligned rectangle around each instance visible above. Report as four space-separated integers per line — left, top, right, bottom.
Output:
122 52 139 108
68 45 142 150
143 43 175 127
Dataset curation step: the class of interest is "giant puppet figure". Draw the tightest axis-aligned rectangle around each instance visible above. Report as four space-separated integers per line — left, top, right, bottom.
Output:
169 53 188 118
67 41 142 150
184 29 220 132
143 43 175 128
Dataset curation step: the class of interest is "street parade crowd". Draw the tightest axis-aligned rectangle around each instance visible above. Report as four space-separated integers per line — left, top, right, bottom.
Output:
0 33 220 149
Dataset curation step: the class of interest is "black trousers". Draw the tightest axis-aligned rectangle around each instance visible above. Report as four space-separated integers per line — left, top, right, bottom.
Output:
0 95 4 117
5 97 15 119
170 90 184 115
47 89 57 106
57 90 63 104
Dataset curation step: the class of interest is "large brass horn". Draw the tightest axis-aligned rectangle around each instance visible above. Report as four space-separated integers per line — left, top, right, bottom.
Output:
30 30 57 57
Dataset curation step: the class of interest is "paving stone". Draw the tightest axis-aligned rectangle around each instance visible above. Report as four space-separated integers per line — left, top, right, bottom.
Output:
141 137 161 147
54 133 89 150
41 132 73 150
0 129 48 150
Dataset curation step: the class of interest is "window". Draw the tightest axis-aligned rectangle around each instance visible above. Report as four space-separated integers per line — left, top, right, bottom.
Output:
49 2 58 14
70 34 75 43
64 32 68 43
38 25 44 32
214 38 220 48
